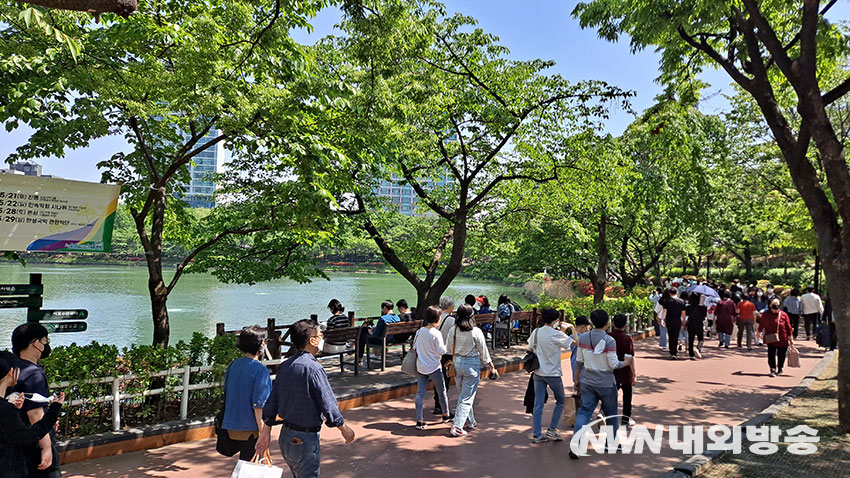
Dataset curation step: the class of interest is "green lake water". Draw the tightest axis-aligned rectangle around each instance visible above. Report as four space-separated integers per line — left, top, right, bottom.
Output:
0 264 526 348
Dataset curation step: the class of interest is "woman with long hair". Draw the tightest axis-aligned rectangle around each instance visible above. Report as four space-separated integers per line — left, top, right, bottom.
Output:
413 306 452 430
445 304 495 437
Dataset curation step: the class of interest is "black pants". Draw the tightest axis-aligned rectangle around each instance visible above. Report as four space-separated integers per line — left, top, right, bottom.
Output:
24 443 61 478
788 313 800 338
433 354 453 412
617 382 632 419
803 313 818 337
236 434 259 461
688 327 704 358
357 328 386 359
667 321 682 357
768 345 788 372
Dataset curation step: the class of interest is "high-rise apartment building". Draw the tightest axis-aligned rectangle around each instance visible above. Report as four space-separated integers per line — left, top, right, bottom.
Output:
375 171 453 216
182 129 225 208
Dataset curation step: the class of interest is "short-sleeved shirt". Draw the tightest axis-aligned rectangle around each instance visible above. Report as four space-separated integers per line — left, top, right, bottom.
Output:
12 358 50 417
223 357 272 431
326 314 351 345
660 297 686 327
737 300 757 321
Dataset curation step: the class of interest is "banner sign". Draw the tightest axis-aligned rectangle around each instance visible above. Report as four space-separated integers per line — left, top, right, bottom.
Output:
0 174 120 252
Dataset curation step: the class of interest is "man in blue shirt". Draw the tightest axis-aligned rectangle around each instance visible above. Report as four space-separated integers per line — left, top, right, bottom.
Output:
257 320 355 477
357 300 401 365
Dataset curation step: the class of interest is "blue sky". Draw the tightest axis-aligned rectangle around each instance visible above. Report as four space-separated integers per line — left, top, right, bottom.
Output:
2 1 846 182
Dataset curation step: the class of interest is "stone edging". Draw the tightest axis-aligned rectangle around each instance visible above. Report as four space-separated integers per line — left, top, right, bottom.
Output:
658 349 836 478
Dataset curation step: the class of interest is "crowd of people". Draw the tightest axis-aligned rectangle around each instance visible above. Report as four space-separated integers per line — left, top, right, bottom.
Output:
651 278 834 376
0 281 834 478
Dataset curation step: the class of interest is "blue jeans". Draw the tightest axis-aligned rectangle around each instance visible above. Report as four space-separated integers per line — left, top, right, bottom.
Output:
416 369 448 421
574 383 619 437
453 356 480 429
659 324 668 348
532 374 565 438
278 427 321 478
718 331 732 346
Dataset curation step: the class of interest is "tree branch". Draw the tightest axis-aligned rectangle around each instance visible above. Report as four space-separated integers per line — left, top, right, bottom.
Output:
14 0 137 17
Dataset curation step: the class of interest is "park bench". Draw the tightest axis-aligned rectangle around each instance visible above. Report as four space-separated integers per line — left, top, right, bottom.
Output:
474 313 498 349
318 325 362 375
365 320 423 371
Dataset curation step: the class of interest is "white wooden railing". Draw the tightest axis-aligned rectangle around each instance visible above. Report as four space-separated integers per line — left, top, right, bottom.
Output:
49 358 284 432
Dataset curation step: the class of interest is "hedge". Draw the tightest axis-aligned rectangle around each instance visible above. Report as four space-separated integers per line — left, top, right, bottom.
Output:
535 294 654 331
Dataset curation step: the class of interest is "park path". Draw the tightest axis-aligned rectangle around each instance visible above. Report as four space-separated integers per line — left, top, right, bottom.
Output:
64 338 827 478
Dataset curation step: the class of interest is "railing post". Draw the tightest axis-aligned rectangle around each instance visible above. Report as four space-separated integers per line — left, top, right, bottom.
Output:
348 311 355 327
216 322 225 336
180 365 191 420
310 314 318 322
267 318 278 359
112 377 121 431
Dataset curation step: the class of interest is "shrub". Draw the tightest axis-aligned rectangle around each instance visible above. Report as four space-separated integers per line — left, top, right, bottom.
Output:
535 293 654 331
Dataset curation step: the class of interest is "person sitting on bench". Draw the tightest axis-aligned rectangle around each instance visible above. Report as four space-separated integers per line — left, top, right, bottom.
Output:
357 300 401 366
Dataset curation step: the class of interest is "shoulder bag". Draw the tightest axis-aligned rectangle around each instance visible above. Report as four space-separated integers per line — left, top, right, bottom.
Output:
522 328 540 373
215 365 242 457
764 312 781 344
401 329 421 376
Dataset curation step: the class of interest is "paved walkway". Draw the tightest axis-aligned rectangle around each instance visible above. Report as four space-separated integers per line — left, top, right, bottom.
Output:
64 338 828 478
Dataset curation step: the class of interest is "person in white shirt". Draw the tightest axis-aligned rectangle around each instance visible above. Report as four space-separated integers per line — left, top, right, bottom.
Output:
800 286 824 340
528 308 574 443
413 305 451 430
445 304 495 437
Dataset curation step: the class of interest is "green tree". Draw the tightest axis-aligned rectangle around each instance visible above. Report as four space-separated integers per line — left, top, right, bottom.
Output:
1 0 329 346
574 0 850 430
304 0 629 314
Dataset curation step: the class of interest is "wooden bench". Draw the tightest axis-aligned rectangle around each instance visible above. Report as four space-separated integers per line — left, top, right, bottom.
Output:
366 320 422 371
474 313 498 349
320 325 363 376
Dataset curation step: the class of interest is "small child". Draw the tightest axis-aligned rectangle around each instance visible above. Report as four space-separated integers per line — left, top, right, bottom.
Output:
608 313 636 426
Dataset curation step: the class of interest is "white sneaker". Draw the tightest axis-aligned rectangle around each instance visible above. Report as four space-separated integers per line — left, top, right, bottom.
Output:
369 353 381 361
450 426 467 437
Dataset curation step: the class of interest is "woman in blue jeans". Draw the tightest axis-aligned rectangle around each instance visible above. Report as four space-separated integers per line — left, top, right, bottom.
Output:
446 304 495 437
529 308 574 443
413 306 452 430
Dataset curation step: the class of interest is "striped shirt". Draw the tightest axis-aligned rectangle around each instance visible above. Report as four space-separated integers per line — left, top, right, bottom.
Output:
574 330 623 388
445 326 492 364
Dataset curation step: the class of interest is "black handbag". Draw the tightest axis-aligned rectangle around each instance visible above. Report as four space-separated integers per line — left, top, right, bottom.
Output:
522 328 540 373
215 366 241 457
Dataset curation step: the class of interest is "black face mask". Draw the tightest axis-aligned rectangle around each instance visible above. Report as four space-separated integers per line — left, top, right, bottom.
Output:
35 341 51 360
770 304 780 311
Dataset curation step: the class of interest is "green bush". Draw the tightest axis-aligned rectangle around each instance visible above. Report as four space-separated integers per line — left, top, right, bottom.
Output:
40 333 240 438
535 293 654 331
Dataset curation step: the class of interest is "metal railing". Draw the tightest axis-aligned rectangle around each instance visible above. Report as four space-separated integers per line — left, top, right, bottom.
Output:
49 358 283 432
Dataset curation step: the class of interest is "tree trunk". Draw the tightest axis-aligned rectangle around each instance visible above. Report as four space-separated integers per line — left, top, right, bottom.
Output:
14 0 137 17
593 212 608 304
744 245 753 278
135 187 171 348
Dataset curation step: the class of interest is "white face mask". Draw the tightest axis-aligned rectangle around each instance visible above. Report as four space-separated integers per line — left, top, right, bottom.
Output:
767 289 774 294
316 338 325 351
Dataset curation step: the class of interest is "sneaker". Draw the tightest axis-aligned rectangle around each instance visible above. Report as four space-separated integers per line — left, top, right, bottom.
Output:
690 357 696 361
769 368 776 378
620 416 631 427
569 450 580 459
442 414 454 423
724 344 729 349
415 421 427 430
777 368 783 375
369 353 382 361
532 435 550 444
465 420 478 430
545 429 564 441
450 426 467 437
694 348 702 359
432 407 443 415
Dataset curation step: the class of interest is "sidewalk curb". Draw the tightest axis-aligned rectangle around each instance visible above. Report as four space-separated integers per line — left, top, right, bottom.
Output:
658 349 836 478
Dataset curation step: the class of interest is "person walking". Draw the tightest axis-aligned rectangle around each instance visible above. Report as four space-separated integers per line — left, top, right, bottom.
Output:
800 286 824 340
432 296 456 416
221 326 272 461
655 288 671 350
659 288 686 359
758 297 794 377
685 293 706 360
257 319 355 478
11 323 60 478
529 308 574 443
0 351 66 478
413 306 452 430
608 314 635 425
783 289 802 339
571 310 634 459
714 290 736 348
736 294 757 350
445 304 495 437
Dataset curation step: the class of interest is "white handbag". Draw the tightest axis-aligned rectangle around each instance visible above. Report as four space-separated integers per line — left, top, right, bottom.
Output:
232 451 284 478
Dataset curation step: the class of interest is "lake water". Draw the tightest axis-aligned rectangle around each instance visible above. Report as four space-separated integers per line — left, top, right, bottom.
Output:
0 264 525 348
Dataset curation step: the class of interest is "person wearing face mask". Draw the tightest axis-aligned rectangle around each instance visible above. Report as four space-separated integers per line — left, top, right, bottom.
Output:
11 323 60 478
221 326 272 461
758 298 794 377
257 320 355 477
0 350 65 478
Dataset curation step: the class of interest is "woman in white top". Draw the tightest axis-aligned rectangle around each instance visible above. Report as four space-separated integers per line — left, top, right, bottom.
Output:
445 304 495 437
413 305 452 430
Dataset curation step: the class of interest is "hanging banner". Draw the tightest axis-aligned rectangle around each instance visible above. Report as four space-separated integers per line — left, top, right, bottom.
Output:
0 174 120 252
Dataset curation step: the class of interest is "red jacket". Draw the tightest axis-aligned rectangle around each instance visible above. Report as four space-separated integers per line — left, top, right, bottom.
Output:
758 310 793 347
